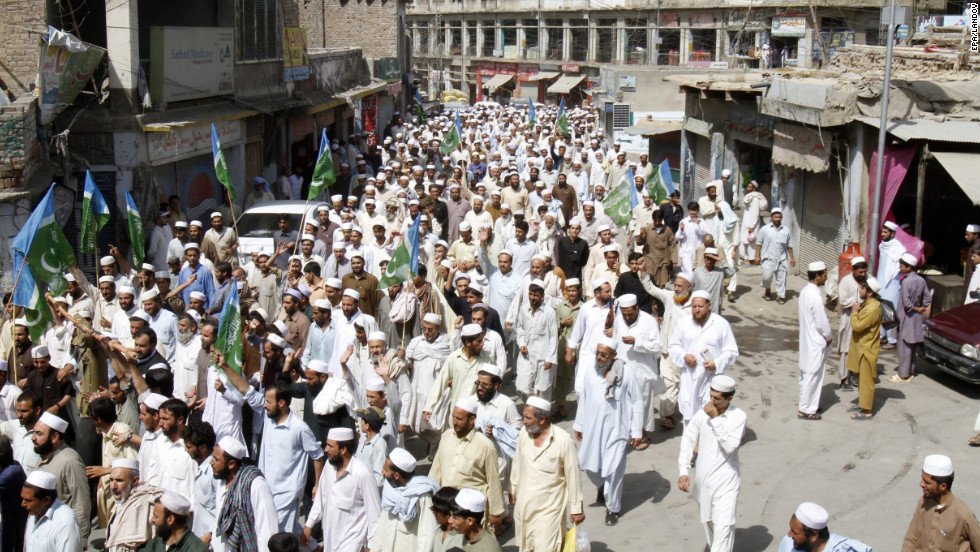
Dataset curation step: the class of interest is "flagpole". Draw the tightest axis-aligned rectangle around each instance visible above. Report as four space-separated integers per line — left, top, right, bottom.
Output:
225 190 246 266
293 197 312 256
400 282 408 349
1 257 29 382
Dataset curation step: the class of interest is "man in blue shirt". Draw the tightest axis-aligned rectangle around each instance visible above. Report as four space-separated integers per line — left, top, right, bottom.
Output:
177 244 216 312
301 299 336 370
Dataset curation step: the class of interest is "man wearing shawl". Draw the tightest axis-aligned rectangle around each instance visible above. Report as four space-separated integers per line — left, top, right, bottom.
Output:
371 448 441 551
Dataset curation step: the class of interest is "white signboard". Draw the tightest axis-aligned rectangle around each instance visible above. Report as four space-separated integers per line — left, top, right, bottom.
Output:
150 27 234 103
147 119 242 165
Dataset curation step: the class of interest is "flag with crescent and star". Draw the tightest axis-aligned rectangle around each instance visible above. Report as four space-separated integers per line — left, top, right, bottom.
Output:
80 170 110 254
214 276 243 374
124 190 145 269
12 184 76 340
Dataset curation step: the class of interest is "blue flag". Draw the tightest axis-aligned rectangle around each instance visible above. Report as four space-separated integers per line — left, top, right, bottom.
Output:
454 111 462 137
80 170 110 254
659 159 675 195
626 166 639 210
528 98 536 128
406 213 421 274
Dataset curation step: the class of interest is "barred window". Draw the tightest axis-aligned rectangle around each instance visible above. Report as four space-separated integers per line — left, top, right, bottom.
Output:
570 19 588 62
545 19 563 61
596 19 617 63
240 0 280 61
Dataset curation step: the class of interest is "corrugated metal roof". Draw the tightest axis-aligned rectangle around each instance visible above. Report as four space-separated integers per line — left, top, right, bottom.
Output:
623 120 683 136
932 151 980 206
548 74 587 95
857 117 980 144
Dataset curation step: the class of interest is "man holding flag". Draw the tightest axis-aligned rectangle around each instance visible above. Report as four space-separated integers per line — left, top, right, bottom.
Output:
309 129 338 203
80 171 110 255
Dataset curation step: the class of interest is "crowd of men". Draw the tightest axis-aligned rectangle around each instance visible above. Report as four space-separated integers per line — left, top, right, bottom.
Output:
0 102 978 552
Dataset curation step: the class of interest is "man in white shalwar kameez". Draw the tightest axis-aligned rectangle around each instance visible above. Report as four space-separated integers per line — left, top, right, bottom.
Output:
612 293 664 447
513 279 558 401
369 448 440 552
511 397 585 551
797 262 832 420
422 324 495 428
739 181 767 262
404 313 453 451
678 375 746 552
876 221 906 346
677 204 708 274
565 279 614 395
667 291 739 426
836 257 866 389
573 337 643 526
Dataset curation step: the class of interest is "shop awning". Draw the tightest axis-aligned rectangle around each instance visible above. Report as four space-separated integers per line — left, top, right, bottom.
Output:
484 74 515 91
548 74 587 95
932 151 980 206
526 71 560 81
771 121 831 173
858 117 980 144
624 120 683 136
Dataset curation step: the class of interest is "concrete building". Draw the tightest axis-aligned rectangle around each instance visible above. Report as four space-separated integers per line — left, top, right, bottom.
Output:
0 0 408 283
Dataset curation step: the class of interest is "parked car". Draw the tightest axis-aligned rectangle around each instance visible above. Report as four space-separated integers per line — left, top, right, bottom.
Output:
917 302 980 384
234 200 324 263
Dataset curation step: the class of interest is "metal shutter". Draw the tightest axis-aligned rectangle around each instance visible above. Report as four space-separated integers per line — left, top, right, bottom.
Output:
691 135 712 202
797 170 845 278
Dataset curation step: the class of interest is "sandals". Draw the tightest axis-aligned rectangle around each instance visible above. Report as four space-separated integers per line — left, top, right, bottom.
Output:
798 412 822 421
969 434 980 447
727 292 736 302
777 298 787 305
659 416 675 430
605 510 619 526
634 438 650 451
851 412 874 421
763 293 773 301
887 375 914 383
493 519 513 536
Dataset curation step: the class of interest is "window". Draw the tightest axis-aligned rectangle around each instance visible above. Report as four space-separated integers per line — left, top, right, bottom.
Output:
450 22 462 55
821 17 848 31
482 25 496 57
240 0 279 61
626 18 648 64
523 19 539 59
690 29 715 62
417 23 430 55
501 19 518 58
435 21 446 55
570 19 588 61
545 19 563 61
596 19 617 63
657 29 681 65
466 22 478 56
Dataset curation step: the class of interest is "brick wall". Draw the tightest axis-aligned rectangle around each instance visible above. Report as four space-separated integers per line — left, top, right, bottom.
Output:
0 95 41 190
0 0 46 97
299 0 399 60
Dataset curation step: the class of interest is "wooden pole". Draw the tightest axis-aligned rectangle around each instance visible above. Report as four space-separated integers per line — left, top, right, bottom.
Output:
914 144 929 239
292 198 313 256
226 190 245 265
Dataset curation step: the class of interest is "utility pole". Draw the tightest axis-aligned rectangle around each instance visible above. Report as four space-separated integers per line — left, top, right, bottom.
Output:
868 0 898 270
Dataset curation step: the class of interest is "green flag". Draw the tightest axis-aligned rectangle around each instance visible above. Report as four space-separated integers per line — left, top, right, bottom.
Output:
378 241 412 289
80 171 110 254
308 129 336 200
440 113 461 155
124 190 145 268
414 90 427 124
603 177 634 227
212 123 235 201
214 277 243 374
555 97 569 138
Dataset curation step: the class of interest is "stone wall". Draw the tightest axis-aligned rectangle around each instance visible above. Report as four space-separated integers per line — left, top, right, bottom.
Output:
300 0 400 60
0 95 41 189
0 0 46 97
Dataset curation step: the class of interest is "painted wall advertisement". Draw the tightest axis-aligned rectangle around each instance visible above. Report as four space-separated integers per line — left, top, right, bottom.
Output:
362 95 378 147
38 27 106 124
150 27 234 103
283 27 310 82
772 16 808 38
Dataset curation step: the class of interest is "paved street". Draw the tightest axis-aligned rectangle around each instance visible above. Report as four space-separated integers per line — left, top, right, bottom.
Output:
486 264 980 552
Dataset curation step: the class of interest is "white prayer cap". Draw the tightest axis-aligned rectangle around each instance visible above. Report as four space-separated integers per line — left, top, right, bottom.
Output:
38 412 68 433
514 210 525 216
850 256 866 265
149 363 169 372
160 491 192 516
100 255 115 266
353 318 367 328
283 288 302 301
368 331 387 343
770 207 782 215
460 323 483 338
306 219 321 228
0 360 6 372
118 286 136 296
389 447 417 473
351 225 364 235
63 272 76 282
155 270 170 279
210 211 223 219
348 251 364 260
721 169 732 178
564 278 581 287
602 244 618 254
591 278 607 291
301 233 316 242
472 195 485 202
458 221 472 231
710 374 736 393
618 294 638 308
189 291 207 302
266 334 287 349
597 336 618 350
272 320 289 335
131 310 151 323
467 282 484 295
99 275 115 284
217 436 247 459
77 305 94 319
526 396 552 413
480 364 504 379
883 221 898 231
597 224 611 233
365 377 387 392
325 278 343 288
308 360 330 375
142 288 161 301
455 488 486 513
703 247 720 258
923 454 954 477
52 296 68 305
967 224 980 233
865 276 881 294
677 272 694 284
490 190 501 197
343 289 361 300
111 458 140 471
184 309 201 326
808 261 827 272
248 307 269 323
32 346 50 359
174 221 188 229
313 299 331 310
568 218 582 227
142 263 155 272
498 249 513 259
529 278 546 290
409 199 420 206
25 470 57 490
189 220 203 228
691 290 711 302
144 393 168 411
331 194 344 202
327 427 355 441
423 313 442 325
794 502 829 530
900 253 918 266
364 199 376 205
341 222 353 230
454 396 479 414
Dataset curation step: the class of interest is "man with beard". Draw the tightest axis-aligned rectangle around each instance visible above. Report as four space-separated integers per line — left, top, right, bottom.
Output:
182 422 218 538
140 288 180 363
403 313 452 453
33 412 91 541
71 266 121 331
86 397 137 527
445 185 472 243
203 213 238 266
303 427 381 552
1 391 42 474
573 338 642 527
173 314 203 404
552 173 578 227
21 470 82 552
611 294 663 450
301 299 336 371
202 347 247 450
279 290 310 354
358 333 411 448
901 454 980 551
464 196 494 236
667 291 739 427
134 393 167 487
290 359 354 447
377 282 419 347
478 233 522 324
208 262 233 322
210 436 278 552
103 459 163 551
798 263 832 421
331 290 380 368
21 346 75 418
565 280 613 395
755 208 795 305
342 254 381 317
740 181 767 263
637 210 679 289
249 252 282 318
875 221 905 348
512 280 558 402
155 399 197 503
556 219 590 281
778 502 871 552
110 286 139 339
678 375 746 552
511 397 584 551
178 244 216 311
371 447 440 552
583 225 621 287
168 221 189 265
142 491 207 551
693 248 735 315
429 397 504 529
468 366 520 533
257 381 325 534
677 203 708 276
836 257 867 390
